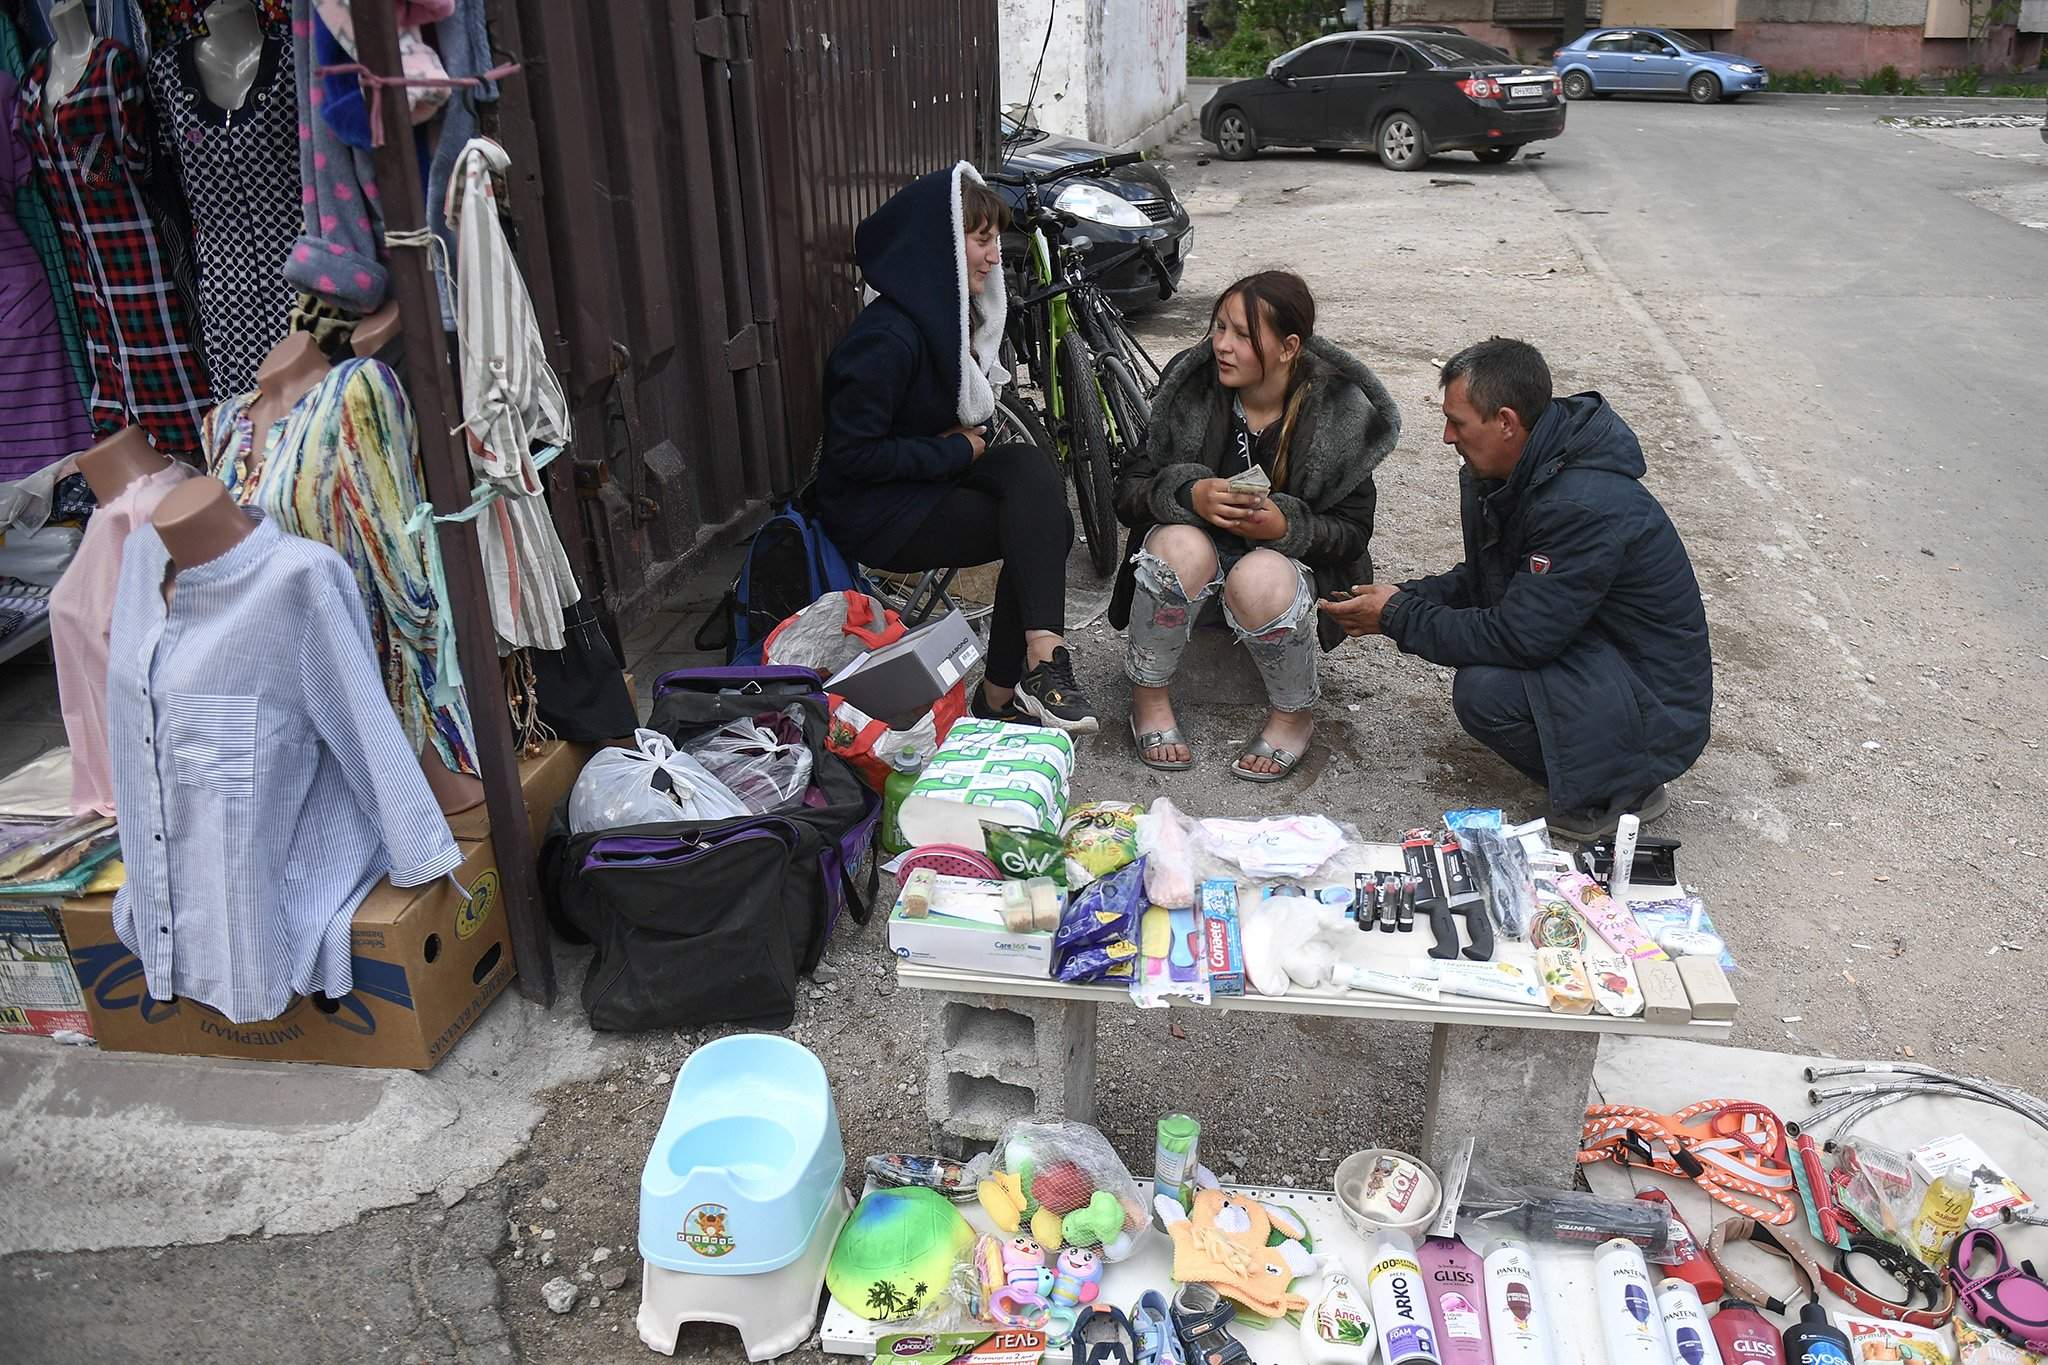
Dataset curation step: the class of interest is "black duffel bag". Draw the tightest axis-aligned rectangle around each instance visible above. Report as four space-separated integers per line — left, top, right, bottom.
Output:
542 665 879 1031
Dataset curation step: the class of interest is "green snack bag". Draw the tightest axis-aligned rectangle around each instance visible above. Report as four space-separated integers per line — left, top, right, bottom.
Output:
981 820 1066 886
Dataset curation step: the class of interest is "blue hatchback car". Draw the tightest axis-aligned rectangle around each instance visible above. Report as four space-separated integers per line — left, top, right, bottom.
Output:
1554 28 1768 103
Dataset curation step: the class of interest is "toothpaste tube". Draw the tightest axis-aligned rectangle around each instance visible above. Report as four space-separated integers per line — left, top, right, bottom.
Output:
1332 963 1442 1003
1423 958 1545 1008
1557 873 1668 963
1199 878 1247 996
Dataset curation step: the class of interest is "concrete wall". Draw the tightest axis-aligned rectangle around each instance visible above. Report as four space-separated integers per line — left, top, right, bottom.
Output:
1605 0 1740 26
998 0 1188 147
1728 18 2030 68
1923 0 1971 37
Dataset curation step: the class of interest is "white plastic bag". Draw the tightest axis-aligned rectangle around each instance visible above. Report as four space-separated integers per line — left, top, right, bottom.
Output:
687 713 814 813
568 729 750 833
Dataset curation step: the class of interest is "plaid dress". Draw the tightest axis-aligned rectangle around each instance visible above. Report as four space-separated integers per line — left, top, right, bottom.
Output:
21 39 210 458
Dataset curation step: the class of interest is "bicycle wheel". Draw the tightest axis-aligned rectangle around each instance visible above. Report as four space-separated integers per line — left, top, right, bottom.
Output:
1057 333 1120 579
1100 350 1150 455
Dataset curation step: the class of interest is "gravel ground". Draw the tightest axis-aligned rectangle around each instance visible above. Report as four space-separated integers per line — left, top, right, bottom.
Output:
495 122 2047 1362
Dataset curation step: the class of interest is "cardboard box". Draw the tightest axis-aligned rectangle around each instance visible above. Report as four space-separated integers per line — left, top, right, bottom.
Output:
446 738 587 845
0 901 93 1039
61 740 581 1070
1910 1134 2034 1228
828 612 981 726
64 837 511 1070
887 883 1052 979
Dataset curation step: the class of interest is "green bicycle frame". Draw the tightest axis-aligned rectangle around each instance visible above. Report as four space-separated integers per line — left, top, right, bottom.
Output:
1026 225 1124 447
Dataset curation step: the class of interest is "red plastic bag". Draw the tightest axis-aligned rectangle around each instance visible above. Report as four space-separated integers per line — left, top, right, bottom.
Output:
763 590 967 790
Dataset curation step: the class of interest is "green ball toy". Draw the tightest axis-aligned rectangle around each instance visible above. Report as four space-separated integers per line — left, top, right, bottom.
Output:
826 1186 973 1321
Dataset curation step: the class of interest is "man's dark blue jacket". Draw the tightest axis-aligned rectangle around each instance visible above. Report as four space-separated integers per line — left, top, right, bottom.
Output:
1381 393 1712 809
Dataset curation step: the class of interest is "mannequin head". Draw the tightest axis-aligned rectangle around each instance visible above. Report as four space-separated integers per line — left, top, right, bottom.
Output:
152 478 253 574
78 428 171 503
351 302 403 359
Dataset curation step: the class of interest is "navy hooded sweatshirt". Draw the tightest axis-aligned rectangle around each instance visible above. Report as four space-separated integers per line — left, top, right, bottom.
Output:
1381 393 1712 809
817 163 1001 563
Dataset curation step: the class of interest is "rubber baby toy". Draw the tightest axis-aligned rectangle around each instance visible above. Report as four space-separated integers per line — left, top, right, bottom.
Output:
1061 1190 1137 1260
1043 1246 1105 1347
981 1234 1053 1329
977 1169 1029 1234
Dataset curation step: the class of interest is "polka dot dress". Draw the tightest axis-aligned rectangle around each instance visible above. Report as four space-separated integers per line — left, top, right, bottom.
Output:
149 28 302 399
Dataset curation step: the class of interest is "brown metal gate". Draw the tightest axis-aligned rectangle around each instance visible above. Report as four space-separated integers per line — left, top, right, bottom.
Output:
492 0 1001 631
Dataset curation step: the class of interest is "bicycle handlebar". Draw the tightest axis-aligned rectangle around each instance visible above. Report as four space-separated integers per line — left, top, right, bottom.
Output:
986 151 1146 189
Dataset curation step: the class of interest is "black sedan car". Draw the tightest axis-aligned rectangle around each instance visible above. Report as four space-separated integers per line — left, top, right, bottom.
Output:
997 115 1192 311
1200 30 1565 169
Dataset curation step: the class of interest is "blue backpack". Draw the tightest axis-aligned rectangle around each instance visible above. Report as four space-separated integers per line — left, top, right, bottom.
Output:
695 498 876 665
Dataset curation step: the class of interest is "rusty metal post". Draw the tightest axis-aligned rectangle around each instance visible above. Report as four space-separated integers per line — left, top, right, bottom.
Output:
350 0 556 1005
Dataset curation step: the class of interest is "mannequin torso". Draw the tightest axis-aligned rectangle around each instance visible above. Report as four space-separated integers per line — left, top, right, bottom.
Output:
191 0 264 113
153 478 254 602
43 0 95 128
78 427 173 504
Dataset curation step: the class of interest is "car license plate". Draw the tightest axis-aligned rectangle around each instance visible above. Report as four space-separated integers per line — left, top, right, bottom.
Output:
1509 84 1544 99
1181 226 1194 258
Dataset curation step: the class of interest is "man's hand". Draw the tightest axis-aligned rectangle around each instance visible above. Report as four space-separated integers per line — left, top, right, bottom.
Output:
1191 477 1264 530
945 424 989 459
1317 584 1399 637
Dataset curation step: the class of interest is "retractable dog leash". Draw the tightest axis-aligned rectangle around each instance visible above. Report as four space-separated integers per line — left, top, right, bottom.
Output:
1580 1100 1801 1225
1950 1228 2048 1350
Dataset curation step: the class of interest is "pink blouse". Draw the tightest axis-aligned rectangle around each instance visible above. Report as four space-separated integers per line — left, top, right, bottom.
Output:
49 461 194 815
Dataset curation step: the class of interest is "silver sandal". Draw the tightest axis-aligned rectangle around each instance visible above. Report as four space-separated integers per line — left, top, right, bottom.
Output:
1131 716 1193 772
1230 735 1305 783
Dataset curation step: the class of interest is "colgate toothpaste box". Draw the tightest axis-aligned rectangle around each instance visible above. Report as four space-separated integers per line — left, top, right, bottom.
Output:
1198 878 1245 996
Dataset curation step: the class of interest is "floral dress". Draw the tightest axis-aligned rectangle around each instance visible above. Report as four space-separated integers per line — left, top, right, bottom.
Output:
20 39 210 457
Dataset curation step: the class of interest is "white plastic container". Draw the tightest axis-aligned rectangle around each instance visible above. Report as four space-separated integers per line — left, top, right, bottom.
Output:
1366 1231 1444 1365
1595 1238 1673 1365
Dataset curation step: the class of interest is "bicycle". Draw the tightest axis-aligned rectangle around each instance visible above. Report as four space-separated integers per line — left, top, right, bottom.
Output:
990 155 1171 578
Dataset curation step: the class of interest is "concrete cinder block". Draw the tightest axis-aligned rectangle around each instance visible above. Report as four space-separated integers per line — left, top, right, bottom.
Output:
1420 1022 1599 1188
920 990 1098 1157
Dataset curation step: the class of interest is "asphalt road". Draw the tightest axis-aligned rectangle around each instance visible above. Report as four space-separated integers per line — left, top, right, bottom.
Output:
1533 96 2048 629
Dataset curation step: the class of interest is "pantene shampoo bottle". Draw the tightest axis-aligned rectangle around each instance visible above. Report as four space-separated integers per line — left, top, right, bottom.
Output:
1596 1238 1673 1365
1657 1278 1725 1365
1482 1240 1554 1365
1420 1234 1493 1365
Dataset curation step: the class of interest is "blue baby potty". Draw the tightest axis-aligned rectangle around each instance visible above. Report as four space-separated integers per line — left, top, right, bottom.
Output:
636 1034 852 1359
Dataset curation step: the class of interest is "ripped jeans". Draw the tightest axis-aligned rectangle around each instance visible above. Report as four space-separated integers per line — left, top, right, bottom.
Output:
1124 527 1320 712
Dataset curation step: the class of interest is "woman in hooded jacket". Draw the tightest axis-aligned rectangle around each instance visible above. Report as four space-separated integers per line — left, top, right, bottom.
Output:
817 162 1099 734
1108 271 1400 780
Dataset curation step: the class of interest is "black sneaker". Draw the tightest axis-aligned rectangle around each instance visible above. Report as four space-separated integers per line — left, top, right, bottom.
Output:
970 682 1032 725
1014 646 1099 734
1546 783 1672 844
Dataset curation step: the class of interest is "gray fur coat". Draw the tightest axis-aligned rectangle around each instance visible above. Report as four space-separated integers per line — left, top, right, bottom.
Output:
1108 335 1401 646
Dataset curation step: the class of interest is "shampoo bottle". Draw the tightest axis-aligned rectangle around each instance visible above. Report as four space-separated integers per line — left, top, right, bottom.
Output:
1596 1238 1675 1365
1658 1277 1726 1365
1420 1234 1493 1365
1301 1271 1379 1365
1781 1304 1850 1365
1368 1230 1445 1365
1482 1240 1554 1365
1711 1301 1783 1365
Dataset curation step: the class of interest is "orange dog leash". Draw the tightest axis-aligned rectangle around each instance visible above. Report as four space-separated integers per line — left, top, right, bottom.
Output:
1580 1099 1801 1226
